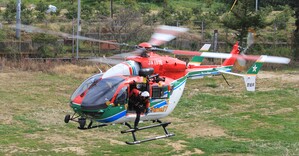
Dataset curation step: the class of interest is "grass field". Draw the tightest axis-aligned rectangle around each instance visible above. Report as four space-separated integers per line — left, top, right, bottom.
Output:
0 66 298 155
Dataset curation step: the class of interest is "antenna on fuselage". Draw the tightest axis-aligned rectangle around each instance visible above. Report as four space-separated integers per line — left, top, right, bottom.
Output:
95 65 103 73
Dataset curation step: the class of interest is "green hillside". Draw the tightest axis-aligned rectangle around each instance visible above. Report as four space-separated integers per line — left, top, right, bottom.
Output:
0 0 298 60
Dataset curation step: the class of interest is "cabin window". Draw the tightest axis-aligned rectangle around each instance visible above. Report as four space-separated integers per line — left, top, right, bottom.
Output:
151 85 168 99
136 83 149 92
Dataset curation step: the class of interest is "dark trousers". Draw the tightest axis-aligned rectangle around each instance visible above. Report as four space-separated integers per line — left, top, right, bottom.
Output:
134 109 142 128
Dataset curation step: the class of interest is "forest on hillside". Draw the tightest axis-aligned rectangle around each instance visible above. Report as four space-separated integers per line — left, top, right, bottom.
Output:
0 0 298 61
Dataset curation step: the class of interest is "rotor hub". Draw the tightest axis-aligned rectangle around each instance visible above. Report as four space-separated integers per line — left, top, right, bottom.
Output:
138 42 152 49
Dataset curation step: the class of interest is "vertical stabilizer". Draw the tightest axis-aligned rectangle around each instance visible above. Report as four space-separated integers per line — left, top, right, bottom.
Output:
246 61 263 75
189 44 211 65
243 56 264 91
222 42 240 66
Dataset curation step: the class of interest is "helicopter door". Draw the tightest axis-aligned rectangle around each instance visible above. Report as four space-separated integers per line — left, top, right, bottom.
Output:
127 82 149 113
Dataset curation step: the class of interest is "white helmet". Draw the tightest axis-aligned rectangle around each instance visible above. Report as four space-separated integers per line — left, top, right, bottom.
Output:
141 91 150 97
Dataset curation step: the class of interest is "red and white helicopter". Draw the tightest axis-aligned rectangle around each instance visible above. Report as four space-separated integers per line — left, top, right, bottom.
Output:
61 25 290 144
13 24 290 144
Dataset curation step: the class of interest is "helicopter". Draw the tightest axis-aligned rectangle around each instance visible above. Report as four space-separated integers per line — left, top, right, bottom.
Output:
60 25 290 145
9 23 290 144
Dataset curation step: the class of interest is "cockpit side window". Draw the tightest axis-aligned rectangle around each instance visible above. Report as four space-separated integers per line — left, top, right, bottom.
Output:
114 86 128 106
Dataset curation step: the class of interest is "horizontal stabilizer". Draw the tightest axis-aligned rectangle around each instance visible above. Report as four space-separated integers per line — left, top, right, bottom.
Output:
218 70 256 91
200 44 211 51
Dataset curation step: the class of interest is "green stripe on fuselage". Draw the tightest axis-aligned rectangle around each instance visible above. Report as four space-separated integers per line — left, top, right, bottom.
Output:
99 105 125 119
188 66 233 77
171 74 188 89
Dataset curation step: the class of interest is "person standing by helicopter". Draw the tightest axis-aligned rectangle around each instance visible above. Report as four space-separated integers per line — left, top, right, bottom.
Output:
128 81 150 129
128 81 140 111
133 91 150 129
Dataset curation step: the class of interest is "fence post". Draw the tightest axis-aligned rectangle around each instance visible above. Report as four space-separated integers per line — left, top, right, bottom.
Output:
213 29 218 52
201 21 204 42
211 29 218 63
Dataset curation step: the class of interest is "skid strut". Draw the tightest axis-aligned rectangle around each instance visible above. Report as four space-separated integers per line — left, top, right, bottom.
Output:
121 120 175 145
64 113 108 130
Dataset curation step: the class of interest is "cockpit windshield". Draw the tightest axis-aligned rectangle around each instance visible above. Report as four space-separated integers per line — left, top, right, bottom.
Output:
80 76 125 110
71 73 103 101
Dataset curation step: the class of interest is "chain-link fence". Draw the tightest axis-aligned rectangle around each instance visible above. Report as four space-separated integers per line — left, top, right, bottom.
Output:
0 17 297 61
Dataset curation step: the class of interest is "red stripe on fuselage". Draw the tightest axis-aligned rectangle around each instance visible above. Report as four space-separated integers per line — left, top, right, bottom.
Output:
122 62 133 75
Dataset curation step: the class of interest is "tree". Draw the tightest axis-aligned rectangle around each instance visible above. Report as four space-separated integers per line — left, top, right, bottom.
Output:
246 0 299 60
93 1 110 17
22 8 34 25
157 4 176 25
36 1 48 22
3 1 25 24
221 0 269 46
32 33 60 58
65 5 77 20
273 5 293 30
3 1 34 24
288 1 299 60
81 5 93 20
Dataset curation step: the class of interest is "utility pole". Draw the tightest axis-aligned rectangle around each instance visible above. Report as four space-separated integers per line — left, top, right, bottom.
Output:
16 0 21 56
16 0 21 39
76 0 81 60
72 18 75 58
110 0 114 32
110 0 113 18
256 0 259 12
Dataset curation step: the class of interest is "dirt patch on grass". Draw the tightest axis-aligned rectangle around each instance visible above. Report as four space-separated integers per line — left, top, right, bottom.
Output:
168 140 187 151
42 133 80 145
257 71 299 90
176 148 204 156
168 140 205 156
29 109 67 126
0 115 13 124
176 121 227 138
166 116 226 138
263 107 294 115
2 146 48 154
258 71 299 83
108 139 126 145
52 147 87 155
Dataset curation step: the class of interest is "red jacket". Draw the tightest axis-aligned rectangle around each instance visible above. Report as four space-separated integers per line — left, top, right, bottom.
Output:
129 89 150 109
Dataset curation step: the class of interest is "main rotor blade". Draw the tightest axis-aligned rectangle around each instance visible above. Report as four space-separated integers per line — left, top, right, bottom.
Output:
88 57 124 65
163 49 290 64
87 49 146 64
9 24 127 46
109 49 144 59
148 25 188 46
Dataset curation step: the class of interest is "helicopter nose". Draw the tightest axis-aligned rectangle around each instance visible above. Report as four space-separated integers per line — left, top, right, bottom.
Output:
72 94 83 105
81 100 106 111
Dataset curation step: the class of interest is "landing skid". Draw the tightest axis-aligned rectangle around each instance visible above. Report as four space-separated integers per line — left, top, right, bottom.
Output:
64 113 108 130
121 120 175 145
77 120 108 130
